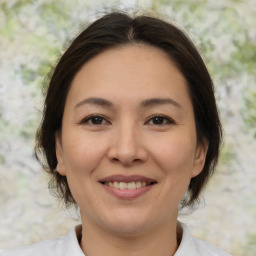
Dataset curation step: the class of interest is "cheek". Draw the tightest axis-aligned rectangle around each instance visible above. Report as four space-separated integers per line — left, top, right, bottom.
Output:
62 133 108 174
152 137 195 204
150 134 196 173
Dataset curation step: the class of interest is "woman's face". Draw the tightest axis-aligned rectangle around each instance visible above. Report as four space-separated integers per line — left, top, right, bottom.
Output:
56 44 207 236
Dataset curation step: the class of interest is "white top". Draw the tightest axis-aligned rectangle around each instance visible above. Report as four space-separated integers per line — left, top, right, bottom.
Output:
0 223 231 256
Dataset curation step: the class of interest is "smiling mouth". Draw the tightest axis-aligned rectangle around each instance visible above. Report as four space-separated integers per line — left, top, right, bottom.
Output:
99 175 157 199
101 181 156 190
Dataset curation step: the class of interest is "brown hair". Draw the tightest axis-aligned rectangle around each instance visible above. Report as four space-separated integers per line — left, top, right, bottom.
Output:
35 11 222 208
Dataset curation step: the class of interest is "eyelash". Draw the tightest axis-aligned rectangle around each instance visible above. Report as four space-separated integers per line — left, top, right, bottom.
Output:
80 114 175 126
146 115 175 125
81 115 109 125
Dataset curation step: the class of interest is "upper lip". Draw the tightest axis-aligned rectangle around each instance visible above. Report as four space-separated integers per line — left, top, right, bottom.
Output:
99 175 157 183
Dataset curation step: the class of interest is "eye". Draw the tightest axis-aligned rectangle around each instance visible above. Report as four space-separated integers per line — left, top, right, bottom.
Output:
146 115 175 125
81 115 109 125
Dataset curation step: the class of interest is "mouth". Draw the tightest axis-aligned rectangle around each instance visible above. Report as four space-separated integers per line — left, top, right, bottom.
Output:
99 175 157 196
100 181 156 190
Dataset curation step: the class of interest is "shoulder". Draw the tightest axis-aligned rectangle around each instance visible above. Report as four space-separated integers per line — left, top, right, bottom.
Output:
175 222 232 256
0 225 84 256
193 237 232 256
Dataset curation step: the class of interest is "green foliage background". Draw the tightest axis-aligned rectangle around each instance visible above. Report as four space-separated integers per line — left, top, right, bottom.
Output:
0 0 255 255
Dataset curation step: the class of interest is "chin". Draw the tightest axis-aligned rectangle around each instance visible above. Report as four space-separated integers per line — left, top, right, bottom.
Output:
101 210 157 237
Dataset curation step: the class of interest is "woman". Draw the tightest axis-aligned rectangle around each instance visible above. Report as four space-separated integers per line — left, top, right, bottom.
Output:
1 11 231 256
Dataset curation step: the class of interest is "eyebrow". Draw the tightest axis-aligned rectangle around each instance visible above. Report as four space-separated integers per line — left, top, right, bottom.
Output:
75 97 182 109
140 98 182 108
75 97 113 109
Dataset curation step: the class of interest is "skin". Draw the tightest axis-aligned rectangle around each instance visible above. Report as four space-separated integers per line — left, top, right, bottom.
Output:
56 44 208 256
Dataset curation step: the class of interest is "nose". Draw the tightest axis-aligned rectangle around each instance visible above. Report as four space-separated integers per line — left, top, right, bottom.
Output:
107 122 148 166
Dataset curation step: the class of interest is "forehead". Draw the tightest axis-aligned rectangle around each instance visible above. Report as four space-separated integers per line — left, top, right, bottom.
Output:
66 44 191 109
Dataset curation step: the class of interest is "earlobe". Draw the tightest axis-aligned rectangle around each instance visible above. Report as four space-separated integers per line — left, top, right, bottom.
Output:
192 140 209 178
55 132 67 176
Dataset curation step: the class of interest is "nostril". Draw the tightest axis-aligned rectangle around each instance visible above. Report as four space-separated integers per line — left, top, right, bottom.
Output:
111 157 120 163
107 143 148 165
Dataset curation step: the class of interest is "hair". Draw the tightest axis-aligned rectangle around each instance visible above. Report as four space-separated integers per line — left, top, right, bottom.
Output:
35 11 222 209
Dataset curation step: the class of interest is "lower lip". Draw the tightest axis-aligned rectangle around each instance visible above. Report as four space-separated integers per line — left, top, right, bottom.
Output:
102 184 155 199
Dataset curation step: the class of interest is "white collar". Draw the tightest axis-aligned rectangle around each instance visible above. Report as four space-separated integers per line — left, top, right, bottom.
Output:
65 222 196 256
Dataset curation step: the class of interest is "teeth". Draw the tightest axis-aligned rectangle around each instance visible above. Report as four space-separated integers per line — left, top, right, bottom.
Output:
128 181 136 189
105 181 150 189
136 181 141 188
120 182 127 189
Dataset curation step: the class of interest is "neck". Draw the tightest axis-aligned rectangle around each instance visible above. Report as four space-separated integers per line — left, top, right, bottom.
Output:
79 216 181 256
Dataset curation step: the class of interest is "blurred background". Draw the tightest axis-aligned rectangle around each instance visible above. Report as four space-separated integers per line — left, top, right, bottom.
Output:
0 0 255 255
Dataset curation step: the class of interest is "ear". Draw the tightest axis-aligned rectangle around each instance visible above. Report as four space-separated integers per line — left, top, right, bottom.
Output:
55 132 67 176
191 140 209 178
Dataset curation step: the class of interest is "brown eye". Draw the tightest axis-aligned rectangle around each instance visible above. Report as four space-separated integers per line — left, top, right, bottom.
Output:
82 115 109 125
147 115 174 125
91 116 104 124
